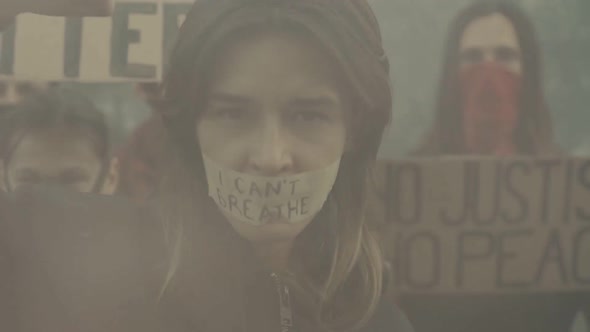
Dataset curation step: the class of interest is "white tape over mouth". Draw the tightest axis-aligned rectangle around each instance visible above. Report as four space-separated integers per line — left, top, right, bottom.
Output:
203 155 341 226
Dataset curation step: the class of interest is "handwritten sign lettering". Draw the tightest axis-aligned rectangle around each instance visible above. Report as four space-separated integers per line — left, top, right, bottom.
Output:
375 157 590 293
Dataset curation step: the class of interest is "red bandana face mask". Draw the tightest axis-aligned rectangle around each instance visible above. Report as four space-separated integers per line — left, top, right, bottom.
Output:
460 63 522 155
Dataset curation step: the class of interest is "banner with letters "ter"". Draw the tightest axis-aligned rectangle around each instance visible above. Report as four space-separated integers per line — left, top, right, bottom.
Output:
0 0 194 82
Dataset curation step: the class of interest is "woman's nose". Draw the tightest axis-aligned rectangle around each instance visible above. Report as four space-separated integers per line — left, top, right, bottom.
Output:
246 121 294 176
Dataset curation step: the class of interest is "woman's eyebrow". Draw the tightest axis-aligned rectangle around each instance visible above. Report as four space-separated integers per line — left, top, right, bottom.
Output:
208 92 255 105
460 47 483 56
494 45 521 55
59 168 92 180
15 168 39 178
288 96 340 109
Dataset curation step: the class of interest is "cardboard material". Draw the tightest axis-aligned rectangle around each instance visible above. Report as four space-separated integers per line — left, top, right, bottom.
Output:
0 0 193 82
374 157 590 294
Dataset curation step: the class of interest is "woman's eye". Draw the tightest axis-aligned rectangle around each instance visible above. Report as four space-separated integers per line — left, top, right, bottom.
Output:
291 110 330 123
460 48 483 64
16 173 40 184
495 46 520 64
60 174 88 185
212 108 246 120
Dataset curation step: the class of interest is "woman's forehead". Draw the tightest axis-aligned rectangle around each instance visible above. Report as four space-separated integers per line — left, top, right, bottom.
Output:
460 13 520 50
205 30 347 100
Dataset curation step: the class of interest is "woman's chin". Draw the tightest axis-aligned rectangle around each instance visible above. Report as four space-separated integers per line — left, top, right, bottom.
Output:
225 215 313 244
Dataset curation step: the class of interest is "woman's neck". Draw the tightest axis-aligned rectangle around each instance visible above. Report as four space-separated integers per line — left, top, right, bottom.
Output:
253 240 294 272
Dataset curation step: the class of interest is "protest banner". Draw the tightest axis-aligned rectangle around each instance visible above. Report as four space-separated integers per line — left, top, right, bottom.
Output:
0 0 193 82
374 157 590 294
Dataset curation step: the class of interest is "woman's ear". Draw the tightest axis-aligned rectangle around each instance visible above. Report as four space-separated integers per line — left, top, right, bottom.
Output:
100 157 120 195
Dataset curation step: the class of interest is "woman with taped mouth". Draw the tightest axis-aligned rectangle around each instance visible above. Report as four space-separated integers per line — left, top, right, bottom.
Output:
155 0 411 331
0 0 412 331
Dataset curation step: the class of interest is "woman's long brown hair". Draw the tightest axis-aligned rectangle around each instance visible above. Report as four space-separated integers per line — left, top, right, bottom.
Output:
416 1 557 156
158 0 392 330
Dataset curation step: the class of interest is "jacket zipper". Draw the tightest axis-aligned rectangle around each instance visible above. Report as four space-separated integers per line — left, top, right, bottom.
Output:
271 272 294 332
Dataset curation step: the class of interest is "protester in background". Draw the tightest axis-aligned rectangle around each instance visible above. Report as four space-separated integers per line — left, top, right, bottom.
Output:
116 83 171 201
0 3 123 331
0 80 57 191
415 1 559 156
0 81 57 110
398 3 587 332
1 88 118 194
0 81 57 119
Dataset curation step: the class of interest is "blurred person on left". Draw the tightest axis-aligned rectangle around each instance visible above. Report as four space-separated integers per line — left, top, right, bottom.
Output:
0 81 55 109
1 87 118 194
0 80 56 191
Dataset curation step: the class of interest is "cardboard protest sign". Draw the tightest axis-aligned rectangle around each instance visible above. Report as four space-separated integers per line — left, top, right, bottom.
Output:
374 157 590 294
0 0 193 82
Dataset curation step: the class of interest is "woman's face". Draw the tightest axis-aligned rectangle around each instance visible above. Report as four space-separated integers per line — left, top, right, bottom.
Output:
196 30 348 243
459 13 522 75
4 129 119 194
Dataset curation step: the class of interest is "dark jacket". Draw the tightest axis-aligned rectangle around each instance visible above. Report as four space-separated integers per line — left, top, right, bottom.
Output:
0 189 413 332
400 293 589 332
0 189 166 332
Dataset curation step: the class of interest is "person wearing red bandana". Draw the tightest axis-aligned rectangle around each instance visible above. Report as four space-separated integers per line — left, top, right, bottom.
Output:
415 1 559 156
460 63 522 155
402 3 587 332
